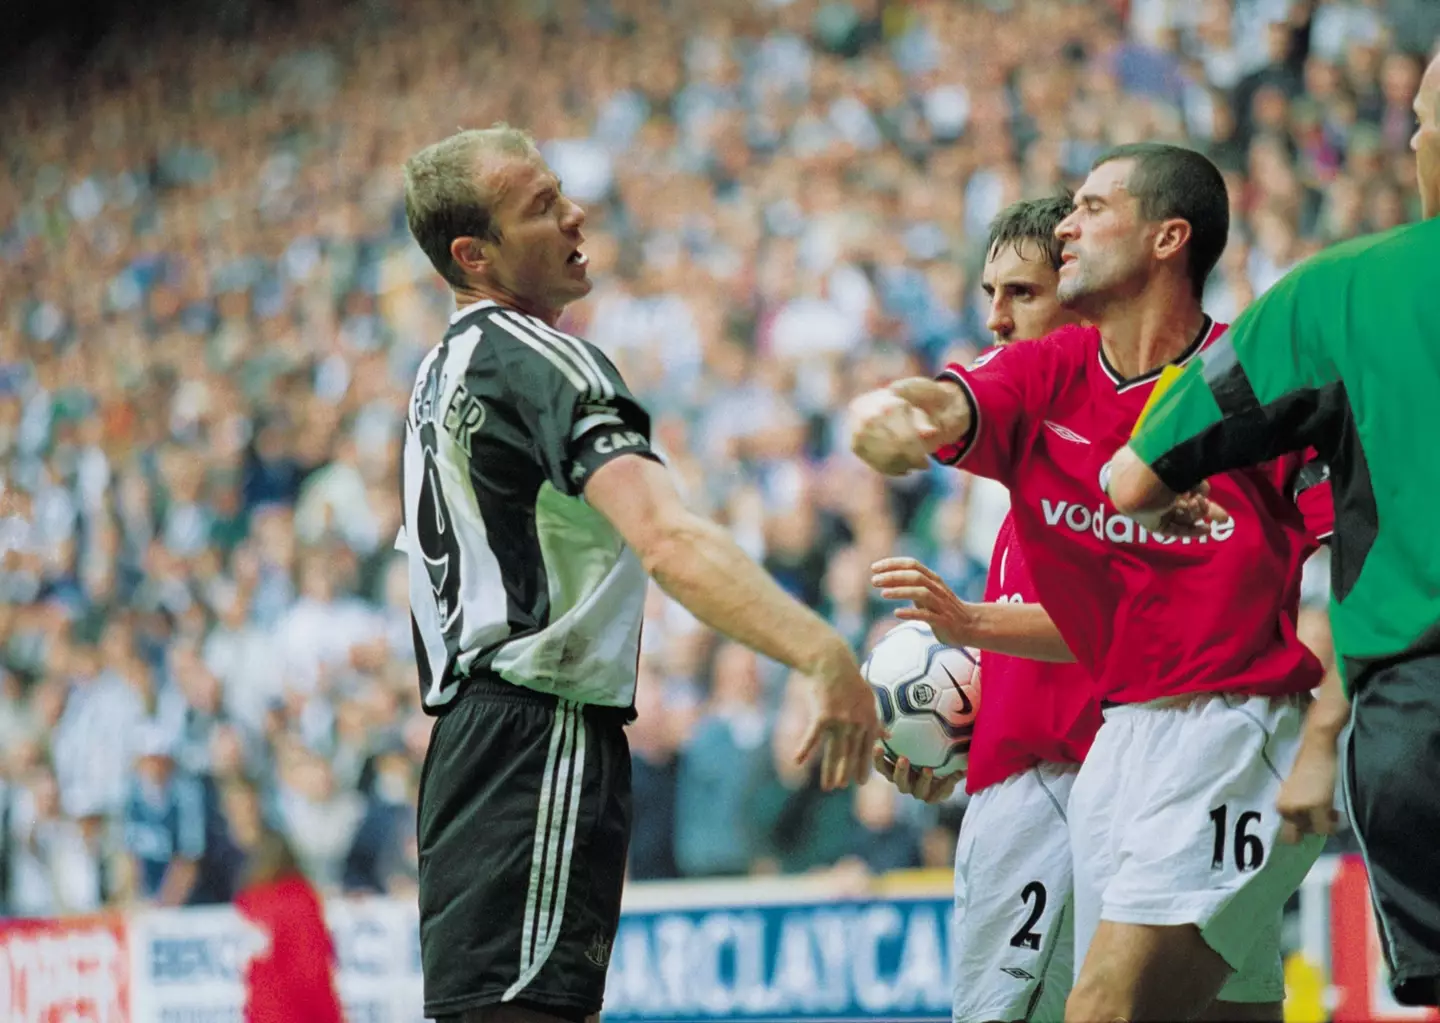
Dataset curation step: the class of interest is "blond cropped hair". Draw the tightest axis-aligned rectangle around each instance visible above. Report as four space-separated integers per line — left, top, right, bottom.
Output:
403 124 543 288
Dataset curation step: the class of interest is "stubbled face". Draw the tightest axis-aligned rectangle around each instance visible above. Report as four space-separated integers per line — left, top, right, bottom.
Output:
980 239 1077 344
1054 159 1155 314
476 157 591 317
1414 59 1440 220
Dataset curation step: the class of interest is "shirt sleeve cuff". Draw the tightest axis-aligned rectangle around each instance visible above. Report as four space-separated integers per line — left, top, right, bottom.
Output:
931 368 979 467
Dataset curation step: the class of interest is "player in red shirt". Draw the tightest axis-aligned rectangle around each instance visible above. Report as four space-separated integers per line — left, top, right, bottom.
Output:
871 195 1102 1023
849 144 1333 1023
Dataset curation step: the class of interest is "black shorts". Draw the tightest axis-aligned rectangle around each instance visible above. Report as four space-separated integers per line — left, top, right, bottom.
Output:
417 675 633 1020
1344 652 1440 1006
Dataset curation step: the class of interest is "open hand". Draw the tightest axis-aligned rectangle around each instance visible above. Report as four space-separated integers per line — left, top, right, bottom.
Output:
871 557 975 648
795 648 888 791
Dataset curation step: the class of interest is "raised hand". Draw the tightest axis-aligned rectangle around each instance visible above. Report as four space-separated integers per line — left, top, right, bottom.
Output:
871 557 976 648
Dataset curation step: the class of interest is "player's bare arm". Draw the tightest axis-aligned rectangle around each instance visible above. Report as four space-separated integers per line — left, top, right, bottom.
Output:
871 557 1075 663
584 452 883 790
1278 669 1349 844
848 378 972 476
867 549 1073 807
1105 445 1231 537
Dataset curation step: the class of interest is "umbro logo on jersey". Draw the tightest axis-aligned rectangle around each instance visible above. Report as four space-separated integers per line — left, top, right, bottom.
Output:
1000 967 1035 981
1043 421 1090 444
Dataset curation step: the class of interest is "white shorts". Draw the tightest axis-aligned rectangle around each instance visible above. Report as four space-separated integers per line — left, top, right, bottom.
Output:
953 762 1077 1023
1068 693 1325 1004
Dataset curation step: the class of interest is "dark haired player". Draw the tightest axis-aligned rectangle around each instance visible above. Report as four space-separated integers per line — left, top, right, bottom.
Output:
873 194 1100 1023
850 145 1332 1023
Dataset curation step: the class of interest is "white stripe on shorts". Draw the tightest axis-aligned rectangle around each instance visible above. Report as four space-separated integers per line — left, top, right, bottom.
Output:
504 700 587 1001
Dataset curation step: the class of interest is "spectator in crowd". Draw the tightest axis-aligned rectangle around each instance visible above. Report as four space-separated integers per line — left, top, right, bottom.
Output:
231 790 345 1023
187 726 252 905
273 745 363 892
748 670 861 875
121 728 207 907
850 774 925 874
2 763 101 917
674 643 772 877
341 737 418 896
625 660 684 882
2 0 1422 912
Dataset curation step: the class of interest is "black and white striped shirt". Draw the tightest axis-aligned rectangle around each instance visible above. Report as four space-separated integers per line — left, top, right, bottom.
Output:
397 300 658 712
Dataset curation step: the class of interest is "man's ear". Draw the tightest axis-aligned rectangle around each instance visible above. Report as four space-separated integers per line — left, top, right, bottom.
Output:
1154 217 1193 265
449 235 489 278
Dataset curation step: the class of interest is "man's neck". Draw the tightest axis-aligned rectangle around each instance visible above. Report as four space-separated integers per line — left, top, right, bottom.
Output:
1095 281 1208 381
452 283 560 327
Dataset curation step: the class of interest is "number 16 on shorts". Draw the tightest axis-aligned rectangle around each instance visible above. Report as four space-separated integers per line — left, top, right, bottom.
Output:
1209 804 1267 872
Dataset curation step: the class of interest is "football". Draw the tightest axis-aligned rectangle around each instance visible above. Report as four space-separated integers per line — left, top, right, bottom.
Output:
863 622 981 778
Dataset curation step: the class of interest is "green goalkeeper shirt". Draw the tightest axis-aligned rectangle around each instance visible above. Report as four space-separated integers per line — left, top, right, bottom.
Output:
1129 217 1440 696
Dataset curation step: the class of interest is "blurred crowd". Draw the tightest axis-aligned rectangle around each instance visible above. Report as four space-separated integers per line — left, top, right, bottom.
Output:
2 0 1428 918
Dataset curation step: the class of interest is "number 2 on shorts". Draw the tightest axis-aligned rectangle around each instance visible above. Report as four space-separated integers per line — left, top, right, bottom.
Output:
1008 881 1047 950
1208 804 1266 871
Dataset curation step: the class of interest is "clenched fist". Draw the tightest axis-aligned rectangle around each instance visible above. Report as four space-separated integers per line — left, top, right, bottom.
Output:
848 378 971 476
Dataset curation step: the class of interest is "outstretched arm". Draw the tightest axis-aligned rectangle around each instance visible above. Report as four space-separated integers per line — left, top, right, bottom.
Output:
871 557 1075 663
1106 447 1231 538
1106 447 1179 519
1120 264 1342 521
585 453 883 790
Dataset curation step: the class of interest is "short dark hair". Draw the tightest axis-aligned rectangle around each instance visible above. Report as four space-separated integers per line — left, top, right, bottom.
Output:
1091 143 1229 298
986 193 1076 272
403 124 542 289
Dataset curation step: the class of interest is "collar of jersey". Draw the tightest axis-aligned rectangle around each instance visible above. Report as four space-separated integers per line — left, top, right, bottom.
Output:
1099 314 1213 393
450 299 499 324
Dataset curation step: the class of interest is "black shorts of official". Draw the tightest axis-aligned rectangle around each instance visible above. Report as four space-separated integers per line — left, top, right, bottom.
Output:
1344 652 1440 1007
417 674 633 1021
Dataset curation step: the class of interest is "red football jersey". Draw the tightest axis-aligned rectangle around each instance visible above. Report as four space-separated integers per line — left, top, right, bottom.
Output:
965 512 1103 795
936 320 1333 706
